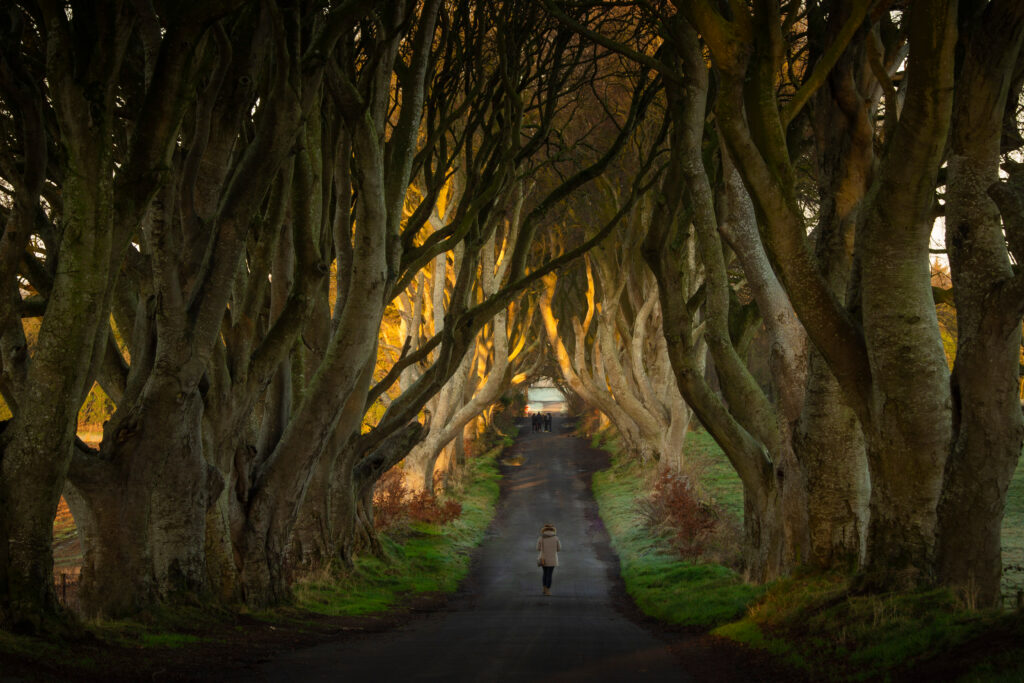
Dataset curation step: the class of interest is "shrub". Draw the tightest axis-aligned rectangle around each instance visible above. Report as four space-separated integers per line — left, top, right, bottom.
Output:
373 468 410 530
638 466 726 560
408 492 462 525
372 467 463 530
463 436 481 460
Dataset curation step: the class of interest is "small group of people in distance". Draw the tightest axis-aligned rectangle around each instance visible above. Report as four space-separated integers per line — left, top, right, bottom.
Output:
530 412 552 433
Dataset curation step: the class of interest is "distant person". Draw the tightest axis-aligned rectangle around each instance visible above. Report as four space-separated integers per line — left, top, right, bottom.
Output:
536 523 561 595
544 413 552 431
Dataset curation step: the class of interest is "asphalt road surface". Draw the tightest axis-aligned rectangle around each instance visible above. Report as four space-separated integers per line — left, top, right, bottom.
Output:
257 417 778 682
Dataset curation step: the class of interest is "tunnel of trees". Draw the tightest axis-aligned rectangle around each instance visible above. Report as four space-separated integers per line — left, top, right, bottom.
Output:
1 0 1023 634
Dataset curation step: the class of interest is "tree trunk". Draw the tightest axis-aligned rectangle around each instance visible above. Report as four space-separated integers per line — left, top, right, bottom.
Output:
404 346 473 493
743 483 787 583
936 0 1024 606
67 382 210 618
936 332 1023 607
289 409 352 572
329 453 361 567
845 0 958 591
0 425 76 632
204 455 243 604
287 453 335 572
796 352 869 569
0 136 117 633
794 18 875 572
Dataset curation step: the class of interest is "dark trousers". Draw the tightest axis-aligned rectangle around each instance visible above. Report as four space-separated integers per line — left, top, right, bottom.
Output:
542 565 554 588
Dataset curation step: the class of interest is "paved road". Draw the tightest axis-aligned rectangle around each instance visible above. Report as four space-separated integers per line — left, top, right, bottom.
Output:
256 418 715 682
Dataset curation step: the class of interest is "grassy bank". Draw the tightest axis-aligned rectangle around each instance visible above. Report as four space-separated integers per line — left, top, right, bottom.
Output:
1 447 504 679
294 450 501 615
590 426 1024 681
590 428 762 628
713 574 1024 681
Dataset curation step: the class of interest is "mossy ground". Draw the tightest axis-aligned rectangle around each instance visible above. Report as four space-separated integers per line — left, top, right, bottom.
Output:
293 452 501 616
1 447 504 680
591 428 761 629
590 426 1024 681
713 575 1024 682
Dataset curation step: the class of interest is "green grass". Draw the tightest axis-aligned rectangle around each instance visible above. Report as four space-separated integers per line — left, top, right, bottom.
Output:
592 428 1024 681
0 630 65 660
592 436 762 628
682 429 745 522
89 604 232 646
714 576 1024 681
1001 455 1024 601
0 605 229 679
1 447 504 680
293 450 501 616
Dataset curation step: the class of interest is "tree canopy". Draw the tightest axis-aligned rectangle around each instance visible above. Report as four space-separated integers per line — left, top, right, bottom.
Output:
1 0 1023 632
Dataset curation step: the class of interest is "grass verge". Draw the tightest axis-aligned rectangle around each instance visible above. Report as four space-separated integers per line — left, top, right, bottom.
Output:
713 449 1024 681
1001 455 1024 601
714 575 1024 682
591 431 762 629
591 426 1024 681
293 451 501 615
0 447 504 679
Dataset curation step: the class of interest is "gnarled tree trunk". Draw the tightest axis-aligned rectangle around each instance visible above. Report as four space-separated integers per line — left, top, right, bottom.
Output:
66 381 211 618
935 0 1024 608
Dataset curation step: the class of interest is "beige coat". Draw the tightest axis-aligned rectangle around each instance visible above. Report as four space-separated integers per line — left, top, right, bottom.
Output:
537 529 561 567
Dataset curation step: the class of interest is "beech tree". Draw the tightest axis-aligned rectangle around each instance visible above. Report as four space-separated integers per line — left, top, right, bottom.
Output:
0 0 239 630
544 1 858 580
679 0 1024 603
935 1 1024 606
540 212 692 469
52 0 380 617
401 183 534 493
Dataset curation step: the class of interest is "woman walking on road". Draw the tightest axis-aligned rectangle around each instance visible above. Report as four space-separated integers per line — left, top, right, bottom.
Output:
536 523 561 595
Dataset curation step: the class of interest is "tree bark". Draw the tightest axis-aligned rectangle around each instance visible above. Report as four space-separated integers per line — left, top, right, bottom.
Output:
796 352 869 569
935 0 1024 607
0 7 129 627
855 0 957 591
794 18 875 570
66 381 210 618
